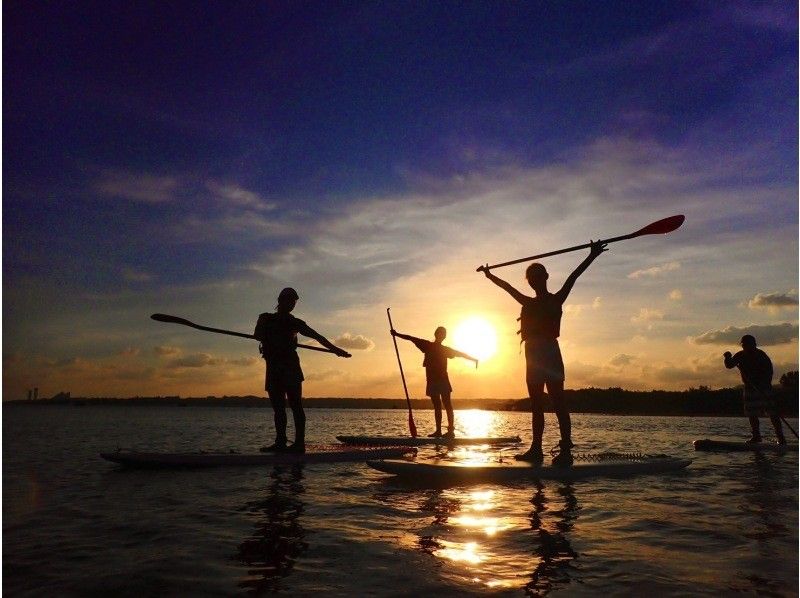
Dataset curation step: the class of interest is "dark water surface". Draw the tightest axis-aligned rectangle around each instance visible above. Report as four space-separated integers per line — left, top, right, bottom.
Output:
3 405 798 596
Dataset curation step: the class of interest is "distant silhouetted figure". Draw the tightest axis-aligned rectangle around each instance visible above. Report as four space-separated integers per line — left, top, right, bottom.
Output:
482 241 607 465
390 326 478 438
724 335 785 444
254 288 351 453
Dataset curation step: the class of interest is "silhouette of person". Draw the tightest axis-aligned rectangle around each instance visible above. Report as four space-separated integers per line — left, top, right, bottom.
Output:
390 326 478 438
481 241 607 465
254 287 351 453
724 335 786 444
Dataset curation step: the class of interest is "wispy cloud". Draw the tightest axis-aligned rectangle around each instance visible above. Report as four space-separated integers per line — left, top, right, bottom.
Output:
206 181 277 212
333 333 375 351
692 323 798 346
95 170 180 203
628 262 681 279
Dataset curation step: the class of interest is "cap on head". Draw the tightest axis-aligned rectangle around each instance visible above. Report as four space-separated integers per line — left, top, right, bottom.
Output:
278 287 299 302
740 334 756 347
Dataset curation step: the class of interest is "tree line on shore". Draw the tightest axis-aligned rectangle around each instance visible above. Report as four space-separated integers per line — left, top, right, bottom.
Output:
11 371 798 417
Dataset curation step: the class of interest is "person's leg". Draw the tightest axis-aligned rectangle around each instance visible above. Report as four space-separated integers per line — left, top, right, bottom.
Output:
548 380 571 447
286 383 305 451
429 393 443 436
516 379 545 461
769 413 786 444
441 392 455 437
261 388 288 451
747 415 762 442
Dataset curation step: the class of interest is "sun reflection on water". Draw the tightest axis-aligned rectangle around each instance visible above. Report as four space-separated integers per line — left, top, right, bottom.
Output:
456 408 499 438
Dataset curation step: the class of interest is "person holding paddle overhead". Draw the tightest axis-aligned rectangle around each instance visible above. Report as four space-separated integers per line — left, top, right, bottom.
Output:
481 241 607 465
724 335 786 445
255 287 351 453
390 326 478 438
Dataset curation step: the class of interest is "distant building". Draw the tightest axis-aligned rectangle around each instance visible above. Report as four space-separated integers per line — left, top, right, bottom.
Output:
51 391 71 401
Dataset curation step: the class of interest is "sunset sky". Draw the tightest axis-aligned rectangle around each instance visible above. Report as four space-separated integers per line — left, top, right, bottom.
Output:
4 1 798 400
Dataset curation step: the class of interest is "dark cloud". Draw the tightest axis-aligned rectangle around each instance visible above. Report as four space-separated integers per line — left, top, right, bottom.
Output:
692 323 798 346
166 353 225 368
609 354 636 367
747 292 798 309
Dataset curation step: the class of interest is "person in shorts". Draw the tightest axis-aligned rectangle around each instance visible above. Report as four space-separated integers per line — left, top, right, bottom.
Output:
254 287 351 453
391 326 478 438
724 334 786 445
481 240 607 465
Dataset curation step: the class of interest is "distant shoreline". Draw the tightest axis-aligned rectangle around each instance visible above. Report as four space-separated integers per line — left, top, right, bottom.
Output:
6 386 798 417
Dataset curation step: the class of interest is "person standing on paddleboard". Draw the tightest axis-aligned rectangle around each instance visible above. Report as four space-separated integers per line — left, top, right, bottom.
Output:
254 287 351 453
481 241 607 465
724 335 786 445
390 326 478 438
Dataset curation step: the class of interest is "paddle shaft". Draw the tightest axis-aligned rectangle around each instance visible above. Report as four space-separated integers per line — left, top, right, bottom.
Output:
477 214 685 271
387 308 417 437
151 314 335 353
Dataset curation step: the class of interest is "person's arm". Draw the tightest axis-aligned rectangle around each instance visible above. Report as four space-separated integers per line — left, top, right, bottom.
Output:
554 240 607 304
446 346 479 367
480 267 528 305
297 322 352 358
723 351 739 369
391 330 429 353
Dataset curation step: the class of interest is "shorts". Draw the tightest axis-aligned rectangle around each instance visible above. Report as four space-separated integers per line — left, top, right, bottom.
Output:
265 363 304 396
743 385 778 417
525 338 565 385
426 376 452 397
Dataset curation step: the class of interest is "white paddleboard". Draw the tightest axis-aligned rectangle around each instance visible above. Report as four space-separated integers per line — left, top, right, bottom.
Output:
693 439 792 453
336 435 521 447
101 445 415 468
367 456 691 482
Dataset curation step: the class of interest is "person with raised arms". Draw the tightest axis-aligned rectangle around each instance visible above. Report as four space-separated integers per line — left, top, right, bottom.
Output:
724 334 786 445
255 287 351 453
390 326 478 439
481 241 607 465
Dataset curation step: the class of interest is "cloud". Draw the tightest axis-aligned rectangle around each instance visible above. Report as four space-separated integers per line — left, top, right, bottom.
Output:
631 308 665 325
154 345 182 356
669 289 683 301
692 323 798 346
95 170 179 203
609 354 636 367
333 333 375 351
747 291 798 310
206 181 276 212
122 268 155 283
628 262 681 279
118 347 140 357
166 353 225 368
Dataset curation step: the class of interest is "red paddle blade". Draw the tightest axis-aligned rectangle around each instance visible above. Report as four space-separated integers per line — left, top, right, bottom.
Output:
408 413 417 438
633 215 685 237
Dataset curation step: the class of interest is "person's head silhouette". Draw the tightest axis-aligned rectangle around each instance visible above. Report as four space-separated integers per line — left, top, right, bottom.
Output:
277 287 299 313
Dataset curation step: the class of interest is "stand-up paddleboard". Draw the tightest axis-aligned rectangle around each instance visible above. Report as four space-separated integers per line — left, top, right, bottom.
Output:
693 439 792 453
101 445 415 468
336 435 521 447
367 455 691 483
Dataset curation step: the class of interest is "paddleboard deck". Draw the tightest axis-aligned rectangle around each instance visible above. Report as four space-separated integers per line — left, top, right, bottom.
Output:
367 456 691 482
101 445 415 468
693 439 792 453
336 435 521 447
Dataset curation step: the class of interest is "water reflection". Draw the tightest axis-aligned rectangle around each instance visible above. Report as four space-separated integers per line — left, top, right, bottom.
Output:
456 409 501 439
236 464 307 594
525 481 579 596
413 483 579 594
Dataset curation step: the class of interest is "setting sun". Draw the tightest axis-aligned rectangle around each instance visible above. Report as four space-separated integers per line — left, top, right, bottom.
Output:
452 317 498 362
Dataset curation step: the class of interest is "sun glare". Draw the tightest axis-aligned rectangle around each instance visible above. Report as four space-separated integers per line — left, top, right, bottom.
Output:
452 316 498 362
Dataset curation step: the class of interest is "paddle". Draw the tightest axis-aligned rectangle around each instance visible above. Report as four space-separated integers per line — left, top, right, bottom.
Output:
150 313 336 353
476 214 685 271
387 308 418 438
739 370 799 440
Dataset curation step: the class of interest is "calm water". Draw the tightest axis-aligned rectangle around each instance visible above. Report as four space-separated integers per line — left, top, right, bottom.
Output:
3 405 798 596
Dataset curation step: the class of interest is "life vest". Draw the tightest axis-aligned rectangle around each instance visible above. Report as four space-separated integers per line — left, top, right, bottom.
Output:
518 295 562 341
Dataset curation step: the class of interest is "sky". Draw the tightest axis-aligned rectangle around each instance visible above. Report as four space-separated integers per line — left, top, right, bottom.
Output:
3 1 798 400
